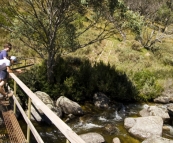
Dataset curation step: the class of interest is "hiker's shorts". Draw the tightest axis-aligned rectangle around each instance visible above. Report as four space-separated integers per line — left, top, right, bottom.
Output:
0 69 8 80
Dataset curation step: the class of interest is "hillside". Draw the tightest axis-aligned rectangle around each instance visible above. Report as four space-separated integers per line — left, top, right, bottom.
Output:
66 25 173 101
0 0 173 102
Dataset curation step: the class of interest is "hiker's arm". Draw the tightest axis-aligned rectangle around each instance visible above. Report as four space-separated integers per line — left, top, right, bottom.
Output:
7 66 13 73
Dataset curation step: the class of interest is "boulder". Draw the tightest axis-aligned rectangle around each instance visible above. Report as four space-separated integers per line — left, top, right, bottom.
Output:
56 96 83 115
26 91 62 124
139 105 170 121
124 116 163 140
93 92 110 109
154 96 171 104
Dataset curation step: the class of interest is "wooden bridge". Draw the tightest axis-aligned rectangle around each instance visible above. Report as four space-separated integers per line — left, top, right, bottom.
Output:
0 59 86 143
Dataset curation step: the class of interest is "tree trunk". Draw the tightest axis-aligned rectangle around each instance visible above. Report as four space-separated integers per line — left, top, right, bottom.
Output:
46 56 55 84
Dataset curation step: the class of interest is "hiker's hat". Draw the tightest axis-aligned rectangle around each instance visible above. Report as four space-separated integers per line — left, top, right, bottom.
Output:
10 56 17 62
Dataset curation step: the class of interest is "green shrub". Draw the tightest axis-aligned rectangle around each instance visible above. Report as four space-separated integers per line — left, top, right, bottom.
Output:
132 70 162 101
18 58 138 102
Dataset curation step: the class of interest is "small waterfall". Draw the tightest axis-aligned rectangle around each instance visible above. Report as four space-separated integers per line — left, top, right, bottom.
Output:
114 110 123 121
113 103 126 121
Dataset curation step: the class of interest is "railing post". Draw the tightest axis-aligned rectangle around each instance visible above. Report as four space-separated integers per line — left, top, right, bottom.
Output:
13 80 17 114
27 97 31 143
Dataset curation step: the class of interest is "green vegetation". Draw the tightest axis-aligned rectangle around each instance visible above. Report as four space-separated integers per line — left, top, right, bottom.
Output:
1 0 173 102
17 58 137 102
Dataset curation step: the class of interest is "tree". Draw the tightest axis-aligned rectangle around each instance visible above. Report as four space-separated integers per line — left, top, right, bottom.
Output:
0 0 143 84
86 0 144 41
123 0 167 19
123 0 173 50
0 0 117 84
155 1 173 32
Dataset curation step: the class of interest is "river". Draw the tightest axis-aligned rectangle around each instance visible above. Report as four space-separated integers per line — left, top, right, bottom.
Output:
0 102 173 143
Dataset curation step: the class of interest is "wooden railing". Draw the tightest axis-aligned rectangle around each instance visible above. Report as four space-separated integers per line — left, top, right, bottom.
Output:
11 58 35 71
10 73 86 143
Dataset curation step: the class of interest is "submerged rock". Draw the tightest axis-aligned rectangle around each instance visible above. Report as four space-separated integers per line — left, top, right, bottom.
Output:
79 132 105 143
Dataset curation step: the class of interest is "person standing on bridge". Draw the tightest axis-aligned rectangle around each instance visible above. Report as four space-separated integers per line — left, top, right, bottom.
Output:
0 43 12 60
0 43 13 96
0 56 17 100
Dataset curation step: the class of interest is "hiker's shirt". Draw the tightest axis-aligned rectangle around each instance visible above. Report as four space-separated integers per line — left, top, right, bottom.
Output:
0 59 10 71
0 50 8 59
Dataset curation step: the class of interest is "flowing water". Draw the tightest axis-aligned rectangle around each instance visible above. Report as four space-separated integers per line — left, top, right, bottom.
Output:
0 102 173 143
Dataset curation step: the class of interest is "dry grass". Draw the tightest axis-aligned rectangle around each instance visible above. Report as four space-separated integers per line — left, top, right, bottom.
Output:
68 27 173 91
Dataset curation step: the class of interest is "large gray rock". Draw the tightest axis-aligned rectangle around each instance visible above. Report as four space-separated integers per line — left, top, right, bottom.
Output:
154 95 172 103
79 132 105 143
56 96 83 115
124 116 163 140
142 135 173 143
26 91 62 124
139 105 170 121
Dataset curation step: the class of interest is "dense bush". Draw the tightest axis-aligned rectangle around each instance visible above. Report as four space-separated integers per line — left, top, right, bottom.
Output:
17 58 138 102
